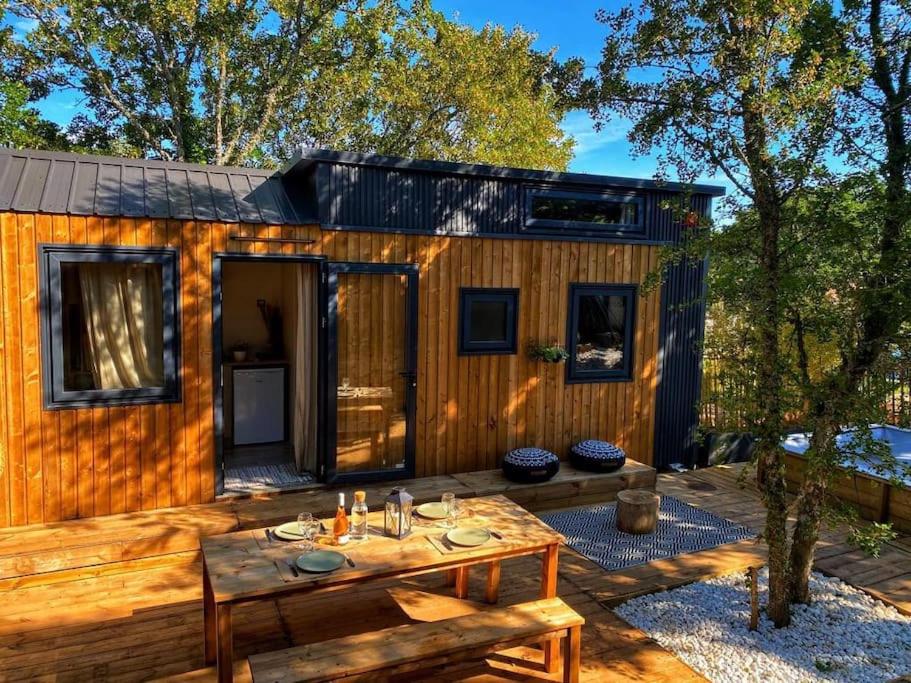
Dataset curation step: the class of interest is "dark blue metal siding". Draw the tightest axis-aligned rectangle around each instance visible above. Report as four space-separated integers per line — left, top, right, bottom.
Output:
653 194 711 468
323 163 522 234
319 162 701 242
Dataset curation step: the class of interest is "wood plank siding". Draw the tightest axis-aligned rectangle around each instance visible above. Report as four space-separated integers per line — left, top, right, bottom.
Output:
0 215 662 527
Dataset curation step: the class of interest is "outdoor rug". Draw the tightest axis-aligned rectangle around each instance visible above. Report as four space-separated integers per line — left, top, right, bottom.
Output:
224 463 316 494
538 495 755 572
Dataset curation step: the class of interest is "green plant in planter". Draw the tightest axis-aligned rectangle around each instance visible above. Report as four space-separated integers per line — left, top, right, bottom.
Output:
527 341 570 363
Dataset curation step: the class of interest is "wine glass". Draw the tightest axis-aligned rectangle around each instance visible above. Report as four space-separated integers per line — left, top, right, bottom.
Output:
450 499 464 528
441 492 456 529
296 512 316 552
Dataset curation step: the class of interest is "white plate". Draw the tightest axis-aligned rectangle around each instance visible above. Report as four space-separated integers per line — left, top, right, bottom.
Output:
273 521 309 541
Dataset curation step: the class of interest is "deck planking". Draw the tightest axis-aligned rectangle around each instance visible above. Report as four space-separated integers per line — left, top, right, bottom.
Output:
1 463 908 681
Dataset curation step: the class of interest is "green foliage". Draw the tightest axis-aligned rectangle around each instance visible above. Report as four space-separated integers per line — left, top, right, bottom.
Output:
847 522 898 558
705 176 911 435
526 341 569 363
0 77 34 146
3 0 575 168
585 0 911 624
358 2 573 169
584 0 858 193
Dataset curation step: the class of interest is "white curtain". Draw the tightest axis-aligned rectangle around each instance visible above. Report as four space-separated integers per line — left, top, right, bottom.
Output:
79 263 164 389
292 264 318 473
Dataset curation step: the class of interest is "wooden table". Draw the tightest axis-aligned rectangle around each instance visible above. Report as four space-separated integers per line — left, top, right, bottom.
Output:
201 494 565 682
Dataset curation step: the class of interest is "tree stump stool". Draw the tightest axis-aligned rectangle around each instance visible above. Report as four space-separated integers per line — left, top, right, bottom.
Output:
616 490 660 534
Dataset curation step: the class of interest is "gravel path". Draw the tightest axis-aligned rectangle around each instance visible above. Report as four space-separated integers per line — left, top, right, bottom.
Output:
615 568 911 683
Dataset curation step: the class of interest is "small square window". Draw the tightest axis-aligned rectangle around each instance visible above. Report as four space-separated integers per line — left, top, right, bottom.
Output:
458 288 518 355
39 245 181 408
566 284 636 382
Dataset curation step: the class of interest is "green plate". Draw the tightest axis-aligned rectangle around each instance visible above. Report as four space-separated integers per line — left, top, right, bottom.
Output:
296 550 346 573
446 528 491 547
273 521 309 541
416 502 449 520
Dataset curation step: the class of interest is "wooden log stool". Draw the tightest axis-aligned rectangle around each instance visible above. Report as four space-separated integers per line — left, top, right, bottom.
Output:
616 490 660 534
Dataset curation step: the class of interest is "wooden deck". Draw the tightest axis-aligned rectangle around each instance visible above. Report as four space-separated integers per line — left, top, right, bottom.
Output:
0 462 908 681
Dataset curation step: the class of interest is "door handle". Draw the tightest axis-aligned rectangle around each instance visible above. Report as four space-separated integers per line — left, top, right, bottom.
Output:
398 371 417 388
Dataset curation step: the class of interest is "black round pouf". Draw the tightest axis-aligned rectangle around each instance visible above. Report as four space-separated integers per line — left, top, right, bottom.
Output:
502 447 560 483
570 439 626 472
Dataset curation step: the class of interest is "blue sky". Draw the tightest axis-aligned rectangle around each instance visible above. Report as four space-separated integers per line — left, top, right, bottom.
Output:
23 0 722 189
433 0 675 182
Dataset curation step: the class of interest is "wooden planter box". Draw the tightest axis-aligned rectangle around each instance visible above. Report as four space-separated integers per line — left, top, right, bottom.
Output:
783 451 911 532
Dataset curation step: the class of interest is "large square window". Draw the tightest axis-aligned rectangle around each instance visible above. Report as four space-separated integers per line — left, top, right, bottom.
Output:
458 288 518 355
39 245 181 408
566 284 636 382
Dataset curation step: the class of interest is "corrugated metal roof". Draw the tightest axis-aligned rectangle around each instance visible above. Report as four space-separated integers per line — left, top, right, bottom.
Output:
0 148 302 225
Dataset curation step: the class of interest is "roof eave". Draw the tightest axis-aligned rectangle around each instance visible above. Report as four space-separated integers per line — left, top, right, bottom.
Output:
288 147 727 197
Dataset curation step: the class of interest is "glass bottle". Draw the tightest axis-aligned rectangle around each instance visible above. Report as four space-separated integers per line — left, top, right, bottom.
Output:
333 492 350 545
350 490 368 540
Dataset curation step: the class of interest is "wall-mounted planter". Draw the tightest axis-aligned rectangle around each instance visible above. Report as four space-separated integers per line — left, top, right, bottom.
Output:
527 341 569 364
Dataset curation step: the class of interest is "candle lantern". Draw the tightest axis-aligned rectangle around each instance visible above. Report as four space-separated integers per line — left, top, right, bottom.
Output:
384 487 413 539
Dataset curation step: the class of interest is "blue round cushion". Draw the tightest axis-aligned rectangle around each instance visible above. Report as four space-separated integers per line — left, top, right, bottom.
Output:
502 447 560 483
570 440 626 472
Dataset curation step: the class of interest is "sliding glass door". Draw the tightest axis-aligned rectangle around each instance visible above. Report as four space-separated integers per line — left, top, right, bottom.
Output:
323 262 418 484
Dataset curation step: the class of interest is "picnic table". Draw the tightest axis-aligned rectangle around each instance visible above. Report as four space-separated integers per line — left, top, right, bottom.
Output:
200 494 564 682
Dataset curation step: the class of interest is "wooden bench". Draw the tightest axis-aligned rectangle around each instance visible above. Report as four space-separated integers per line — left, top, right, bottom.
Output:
247 597 584 683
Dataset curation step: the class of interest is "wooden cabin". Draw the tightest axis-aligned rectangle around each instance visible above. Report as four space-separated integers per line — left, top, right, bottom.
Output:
0 147 723 528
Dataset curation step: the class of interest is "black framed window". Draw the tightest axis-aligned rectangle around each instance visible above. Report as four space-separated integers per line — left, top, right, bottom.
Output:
39 245 181 409
458 288 518 355
566 284 636 382
524 188 644 234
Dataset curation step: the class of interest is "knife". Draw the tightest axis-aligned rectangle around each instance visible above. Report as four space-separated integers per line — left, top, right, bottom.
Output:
342 553 356 568
285 560 300 578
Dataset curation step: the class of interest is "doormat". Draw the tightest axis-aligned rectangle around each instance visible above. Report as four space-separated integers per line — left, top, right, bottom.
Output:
224 463 316 493
538 495 755 572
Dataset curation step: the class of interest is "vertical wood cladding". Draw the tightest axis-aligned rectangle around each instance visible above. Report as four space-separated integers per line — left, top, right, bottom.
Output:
0 214 662 528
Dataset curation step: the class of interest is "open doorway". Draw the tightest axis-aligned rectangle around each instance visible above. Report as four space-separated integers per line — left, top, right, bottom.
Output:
216 257 321 495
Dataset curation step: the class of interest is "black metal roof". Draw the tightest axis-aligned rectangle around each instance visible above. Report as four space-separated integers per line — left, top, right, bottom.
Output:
283 148 727 197
0 148 301 224
0 146 725 227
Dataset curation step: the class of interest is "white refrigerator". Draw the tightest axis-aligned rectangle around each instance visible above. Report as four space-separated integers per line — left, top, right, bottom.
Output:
233 367 286 445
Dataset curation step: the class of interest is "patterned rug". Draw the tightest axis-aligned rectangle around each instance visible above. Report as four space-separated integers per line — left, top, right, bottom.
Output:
224 463 316 494
539 495 755 572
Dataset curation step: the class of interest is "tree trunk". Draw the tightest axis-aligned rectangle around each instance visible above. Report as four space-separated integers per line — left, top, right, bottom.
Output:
748 149 790 624
787 408 839 604
788 480 824 604
757 440 792 626
748 157 791 625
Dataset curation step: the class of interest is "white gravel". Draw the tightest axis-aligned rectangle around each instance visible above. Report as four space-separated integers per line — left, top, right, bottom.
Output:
614 568 911 683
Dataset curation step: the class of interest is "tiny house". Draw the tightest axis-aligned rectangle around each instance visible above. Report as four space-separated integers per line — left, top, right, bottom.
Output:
0 147 723 527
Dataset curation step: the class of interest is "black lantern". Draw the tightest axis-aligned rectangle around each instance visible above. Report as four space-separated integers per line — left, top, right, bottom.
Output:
384 487 413 539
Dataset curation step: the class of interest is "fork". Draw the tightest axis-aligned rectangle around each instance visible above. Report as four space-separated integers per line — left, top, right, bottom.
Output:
285 559 300 578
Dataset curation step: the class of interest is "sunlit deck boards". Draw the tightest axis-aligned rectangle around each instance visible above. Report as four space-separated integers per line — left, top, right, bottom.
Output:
0 461 655 589
0 543 702 682
1 463 908 681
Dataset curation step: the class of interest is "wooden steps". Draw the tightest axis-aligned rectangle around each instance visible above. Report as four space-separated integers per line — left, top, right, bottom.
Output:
0 461 655 588
247 597 584 683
